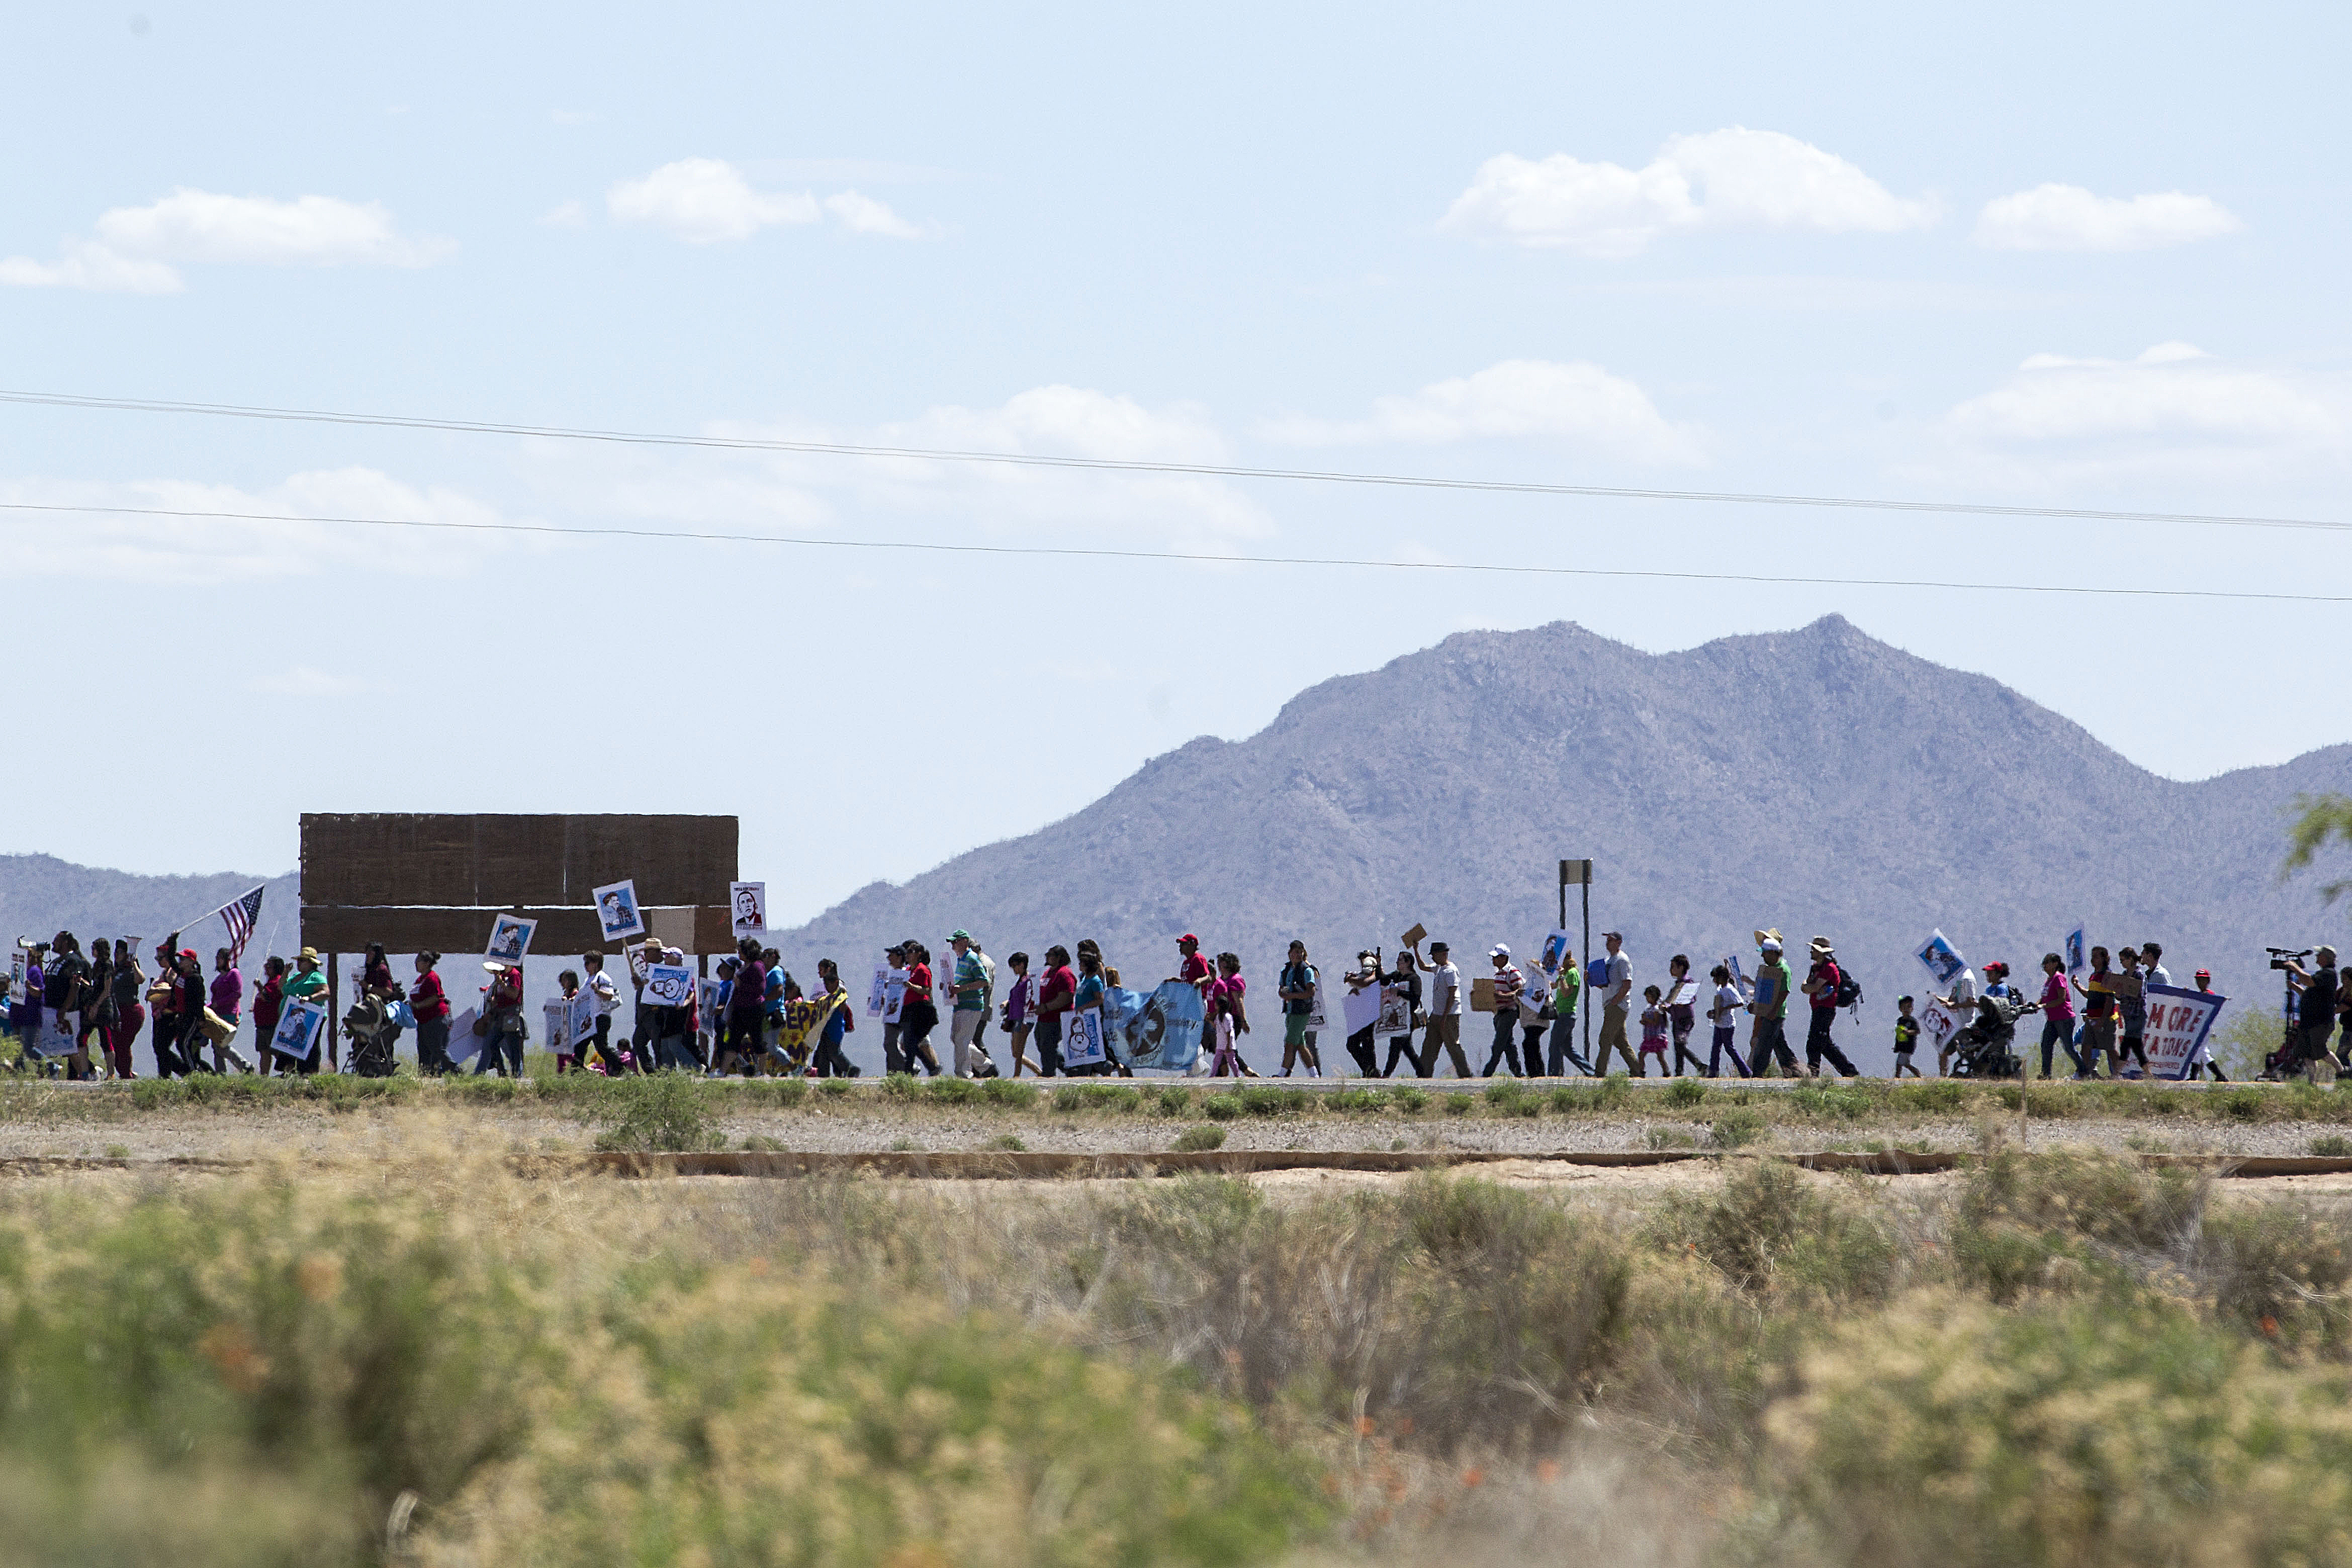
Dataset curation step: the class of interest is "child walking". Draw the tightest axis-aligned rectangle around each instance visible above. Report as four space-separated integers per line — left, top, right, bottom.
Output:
1706 964 1749 1077
1639 986 1672 1073
1892 995 1922 1077
1666 955 1706 1077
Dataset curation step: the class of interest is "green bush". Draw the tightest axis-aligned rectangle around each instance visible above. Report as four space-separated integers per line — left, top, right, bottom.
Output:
1144 1083 1191 1116
1709 1105 1766 1149
816 1076 851 1097
2312 1133 2352 1157
2196 1201 2352 1350
1051 1082 1143 1114
1650 1161 1896 1304
1789 1082 1870 1121
1765 1294 2352 1568
593 1074 723 1152
1202 1094 1242 1122
923 1074 982 1105
1891 1078 1967 1114
1388 1085 1429 1113
980 1076 1039 1108
1663 1076 1707 1108
1235 1085 1307 1117
1172 1125 1226 1153
879 1072 921 1100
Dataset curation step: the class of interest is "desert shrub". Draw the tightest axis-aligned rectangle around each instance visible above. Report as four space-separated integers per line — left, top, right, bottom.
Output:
2195 1201 2352 1350
1650 1161 1896 1304
1235 1085 1307 1117
2219 1085 2271 1122
1387 1085 1429 1113
1762 1293 2352 1568
593 1074 723 1152
815 1076 851 1097
1143 1083 1191 1116
1482 1080 1526 1111
1442 1095 1473 1117
1788 1082 1870 1122
1647 1128 1698 1150
922 1074 982 1105
1663 1076 1706 1108
2211 1006 2286 1082
1324 1086 1384 1113
878 1072 920 1101
2312 1133 2352 1157
1950 1148 2208 1303
1172 1125 1226 1153
1891 1078 1966 1114
1202 1094 1242 1122
1051 1083 1142 1114
980 1076 1038 1108
987 1133 1026 1152
1709 1106 1766 1149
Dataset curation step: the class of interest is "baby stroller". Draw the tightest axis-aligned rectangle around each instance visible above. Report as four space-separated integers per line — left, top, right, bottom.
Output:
341 994 403 1078
1949 993 2034 1080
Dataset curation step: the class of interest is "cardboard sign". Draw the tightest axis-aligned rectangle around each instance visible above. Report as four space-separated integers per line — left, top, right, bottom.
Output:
2144 983 2226 1079
641 963 695 1008
730 882 767 937
270 999 327 1062
1401 924 1427 950
1063 1006 1108 1069
486 913 537 966
543 999 573 1052
1470 976 1497 1012
593 880 646 942
444 1005 482 1063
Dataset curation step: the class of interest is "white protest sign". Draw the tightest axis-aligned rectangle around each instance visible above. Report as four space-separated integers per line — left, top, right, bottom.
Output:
7 951 23 1008
730 882 767 937
1916 930 1968 991
593 881 646 942
570 992 597 1046
2064 924 2088 977
1917 998 1964 1057
883 968 907 1025
1376 989 1411 1036
1341 982 1382 1037
543 999 572 1053
270 999 327 1062
866 964 890 1018
486 913 537 966
1062 1006 1108 1069
445 1005 483 1064
642 963 695 1008
1307 974 1328 1031
2143 983 2225 1079
1539 930 1573 976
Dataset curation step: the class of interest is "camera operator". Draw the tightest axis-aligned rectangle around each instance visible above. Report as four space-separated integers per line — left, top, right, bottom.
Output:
2282 946 2342 1072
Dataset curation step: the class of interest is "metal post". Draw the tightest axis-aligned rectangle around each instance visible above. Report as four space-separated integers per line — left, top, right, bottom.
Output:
325 951 338 1073
1582 881 1592 1066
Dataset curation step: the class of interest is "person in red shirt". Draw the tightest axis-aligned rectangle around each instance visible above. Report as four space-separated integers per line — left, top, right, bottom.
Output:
1033 945 1075 1077
898 942 942 1076
477 961 526 1077
248 957 285 1077
409 952 451 1075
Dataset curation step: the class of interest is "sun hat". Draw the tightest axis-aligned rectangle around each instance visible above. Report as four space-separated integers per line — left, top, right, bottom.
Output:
1809 936 1834 955
298 947 319 962
1754 929 1781 948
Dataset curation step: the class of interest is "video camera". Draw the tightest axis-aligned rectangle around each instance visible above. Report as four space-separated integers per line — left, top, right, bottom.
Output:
2269 947 2315 971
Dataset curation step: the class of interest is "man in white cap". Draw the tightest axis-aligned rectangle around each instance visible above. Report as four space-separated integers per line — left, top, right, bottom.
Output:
1595 931 1637 1074
1482 945 1526 1076
1747 931 1800 1076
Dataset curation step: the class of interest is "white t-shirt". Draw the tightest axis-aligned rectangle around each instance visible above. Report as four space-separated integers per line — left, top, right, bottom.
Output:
1429 962 1463 1016
1601 951 1632 1008
1946 969 1978 1009
1711 982 1742 1026
587 968 621 1017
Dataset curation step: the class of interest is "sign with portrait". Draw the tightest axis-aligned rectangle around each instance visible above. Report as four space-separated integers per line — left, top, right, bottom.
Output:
593 880 645 942
1062 1005 1108 1069
1915 930 1967 991
270 999 327 1062
730 882 767 937
485 913 537 966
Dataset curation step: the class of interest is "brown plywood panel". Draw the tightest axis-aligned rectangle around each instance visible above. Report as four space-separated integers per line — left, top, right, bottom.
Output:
474 815 568 905
301 813 475 906
300 905 735 958
567 815 737 906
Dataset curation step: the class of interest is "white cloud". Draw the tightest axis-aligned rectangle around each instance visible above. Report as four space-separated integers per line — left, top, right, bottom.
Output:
823 189 927 239
0 469 527 584
93 190 453 266
1 189 450 293
0 240 182 294
1263 359 1704 465
1938 343 2346 483
607 158 820 242
1440 127 1936 257
1973 183 2241 251
540 199 587 228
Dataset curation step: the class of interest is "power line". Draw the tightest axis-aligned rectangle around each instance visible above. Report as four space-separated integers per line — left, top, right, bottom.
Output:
6 497 2346 605
1 385 2343 535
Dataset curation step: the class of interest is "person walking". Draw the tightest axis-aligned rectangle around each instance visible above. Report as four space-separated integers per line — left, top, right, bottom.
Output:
1638 986 1672 1074
1665 955 1706 1077
810 958 858 1076
1594 932 1638 1075
208 947 254 1073
247 956 283 1077
1481 945 1525 1076
947 929 992 1077
281 948 330 1073
1747 934 1799 1077
1892 996 1922 1077
1707 964 1750 1077
410 952 454 1075
1515 954 1550 1076
1278 941 1322 1077
476 960 526 1077
2070 947 2115 1080
170 950 211 1073
1547 949 1592 1076
2113 948 2150 1079
1000 952 1041 1075
2284 947 2340 1078
2187 968 2227 1080
581 950 630 1074
1411 939 1472 1077
898 942 943 1075
1341 950 1383 1077
1379 954 1424 1077
100 941 143 1079
2035 953 2082 1079
1799 938 1860 1077
1033 945 1074 1077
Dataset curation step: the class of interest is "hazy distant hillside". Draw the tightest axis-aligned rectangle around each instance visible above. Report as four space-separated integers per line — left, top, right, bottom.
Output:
0 857 300 961
777 616 2352 1072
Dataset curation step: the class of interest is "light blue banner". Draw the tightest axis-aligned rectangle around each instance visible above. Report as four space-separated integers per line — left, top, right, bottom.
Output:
1103 979 1204 1071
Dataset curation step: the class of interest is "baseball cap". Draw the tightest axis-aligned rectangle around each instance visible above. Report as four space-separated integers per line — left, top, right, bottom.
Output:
1602 929 1622 940
1489 944 1511 958
1179 933 1199 945
2195 968 2211 983
950 928 971 942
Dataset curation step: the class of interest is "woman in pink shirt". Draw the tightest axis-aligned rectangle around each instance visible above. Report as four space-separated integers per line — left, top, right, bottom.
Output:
2037 953 2083 1080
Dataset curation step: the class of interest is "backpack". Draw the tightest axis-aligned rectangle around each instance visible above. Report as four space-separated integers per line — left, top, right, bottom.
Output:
1833 964 1863 1009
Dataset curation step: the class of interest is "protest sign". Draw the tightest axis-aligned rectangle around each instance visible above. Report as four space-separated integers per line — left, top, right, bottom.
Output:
1668 978 1699 1008
883 968 907 1025
1470 977 1497 1012
730 882 767 937
270 999 326 1062
571 992 597 1047
486 913 537 966
2064 924 2088 977
1063 1006 1109 1069
7 951 22 1008
445 1006 482 1064
1308 976 1328 1030
1916 930 1968 990
698 979 723 1023
867 965 890 1017
1107 980 1204 1071
2143 984 2226 1079
1917 998 1964 1058
1539 930 1573 976
1401 924 1426 950
543 999 572 1053
642 963 695 1009
593 881 645 942
1341 982 1382 1037
1377 990 1411 1036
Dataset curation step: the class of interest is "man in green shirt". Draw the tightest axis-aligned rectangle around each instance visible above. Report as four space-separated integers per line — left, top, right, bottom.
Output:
1747 933 1799 1077
947 929 992 1078
1547 952 1591 1075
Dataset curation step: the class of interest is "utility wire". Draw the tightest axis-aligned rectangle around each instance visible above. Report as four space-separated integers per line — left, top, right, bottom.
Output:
5 498 2345 605
0 386 2343 535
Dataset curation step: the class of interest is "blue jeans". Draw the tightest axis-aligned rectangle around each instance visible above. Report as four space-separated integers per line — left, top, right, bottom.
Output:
1546 1013 1591 1075
474 1014 523 1075
2039 1016 2083 1078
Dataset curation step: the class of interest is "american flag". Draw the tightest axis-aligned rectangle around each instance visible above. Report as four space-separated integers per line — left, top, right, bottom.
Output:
214 885 267 964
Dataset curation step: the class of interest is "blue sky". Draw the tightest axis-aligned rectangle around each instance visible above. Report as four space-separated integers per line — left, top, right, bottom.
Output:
5 0 2347 921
